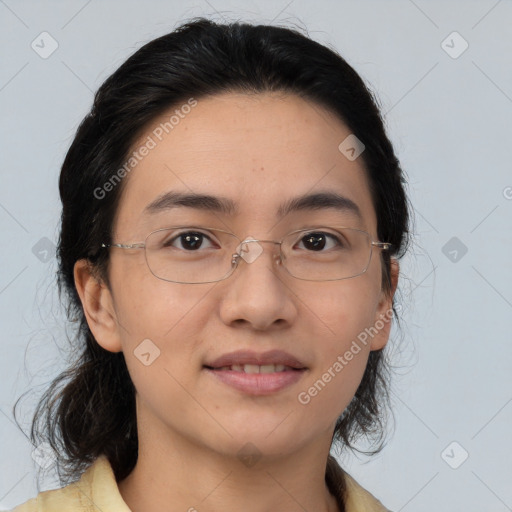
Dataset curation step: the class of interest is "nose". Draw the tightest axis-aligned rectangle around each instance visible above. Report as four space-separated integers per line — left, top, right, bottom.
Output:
233 238 281 266
218 238 298 331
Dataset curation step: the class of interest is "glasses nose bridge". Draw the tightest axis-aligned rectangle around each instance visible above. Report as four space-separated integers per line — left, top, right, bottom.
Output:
232 237 283 269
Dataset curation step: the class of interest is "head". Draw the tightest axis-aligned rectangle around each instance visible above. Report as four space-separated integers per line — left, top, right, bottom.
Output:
28 18 410 483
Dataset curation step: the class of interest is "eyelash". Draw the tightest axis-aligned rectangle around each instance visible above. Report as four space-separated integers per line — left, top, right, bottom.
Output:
163 229 345 252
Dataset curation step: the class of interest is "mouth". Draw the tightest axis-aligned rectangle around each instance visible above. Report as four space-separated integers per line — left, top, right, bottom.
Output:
203 364 303 373
202 350 308 395
203 366 307 395
204 349 307 371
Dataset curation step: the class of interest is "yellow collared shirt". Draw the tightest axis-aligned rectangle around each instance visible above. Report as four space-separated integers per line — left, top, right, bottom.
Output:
10 455 390 512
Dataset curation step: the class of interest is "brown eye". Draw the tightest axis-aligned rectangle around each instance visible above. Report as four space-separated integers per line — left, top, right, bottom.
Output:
297 232 343 252
164 231 216 251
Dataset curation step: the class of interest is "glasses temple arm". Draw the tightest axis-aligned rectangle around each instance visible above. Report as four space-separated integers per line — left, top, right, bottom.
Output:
101 242 145 249
372 241 392 250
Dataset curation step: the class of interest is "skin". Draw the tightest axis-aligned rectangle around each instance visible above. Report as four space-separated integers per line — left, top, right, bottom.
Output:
75 92 399 512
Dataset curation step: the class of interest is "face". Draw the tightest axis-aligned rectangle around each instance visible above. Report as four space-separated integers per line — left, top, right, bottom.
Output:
77 92 398 462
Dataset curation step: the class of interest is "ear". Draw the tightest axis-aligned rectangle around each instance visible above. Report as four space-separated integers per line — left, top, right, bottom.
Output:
74 259 123 353
370 258 400 351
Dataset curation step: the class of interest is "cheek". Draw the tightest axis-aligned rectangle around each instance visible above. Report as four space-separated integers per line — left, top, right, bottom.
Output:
297 328 372 425
112 258 216 342
296 280 378 412
111 273 217 381
305 278 378 342
298 353 369 423
114 281 213 428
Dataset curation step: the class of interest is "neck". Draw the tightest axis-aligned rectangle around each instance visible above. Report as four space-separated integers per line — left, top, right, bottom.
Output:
118 415 342 512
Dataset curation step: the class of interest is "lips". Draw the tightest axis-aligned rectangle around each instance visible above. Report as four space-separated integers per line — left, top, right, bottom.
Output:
204 349 307 371
213 363 295 373
203 350 308 395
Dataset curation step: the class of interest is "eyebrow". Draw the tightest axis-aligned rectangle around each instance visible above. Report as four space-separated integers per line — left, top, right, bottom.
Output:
144 190 363 221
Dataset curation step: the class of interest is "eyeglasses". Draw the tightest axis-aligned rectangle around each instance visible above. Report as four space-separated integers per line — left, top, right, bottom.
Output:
101 226 392 284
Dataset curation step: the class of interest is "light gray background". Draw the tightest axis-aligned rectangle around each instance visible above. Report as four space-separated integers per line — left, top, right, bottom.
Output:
1 1 511 510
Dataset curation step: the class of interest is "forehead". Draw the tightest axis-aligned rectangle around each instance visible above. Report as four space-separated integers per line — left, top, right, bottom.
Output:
113 92 377 235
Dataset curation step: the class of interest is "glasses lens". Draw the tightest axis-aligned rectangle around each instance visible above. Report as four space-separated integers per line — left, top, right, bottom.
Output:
144 227 238 283
281 227 372 281
143 226 373 283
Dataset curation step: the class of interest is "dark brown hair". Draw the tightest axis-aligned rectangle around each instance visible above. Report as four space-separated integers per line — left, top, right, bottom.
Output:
15 16 411 503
